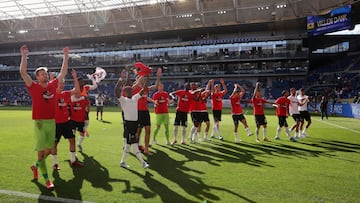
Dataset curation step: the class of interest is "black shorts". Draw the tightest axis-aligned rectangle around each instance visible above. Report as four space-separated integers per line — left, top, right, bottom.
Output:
191 112 210 123
278 116 288 127
174 111 188 126
55 122 75 142
232 114 246 125
70 120 85 133
124 120 140 144
300 111 311 122
96 106 103 113
138 110 151 127
212 110 222 122
292 114 301 122
255 115 267 126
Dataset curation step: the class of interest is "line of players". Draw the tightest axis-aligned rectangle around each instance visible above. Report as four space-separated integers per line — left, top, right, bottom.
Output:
21 42 313 189
115 68 314 170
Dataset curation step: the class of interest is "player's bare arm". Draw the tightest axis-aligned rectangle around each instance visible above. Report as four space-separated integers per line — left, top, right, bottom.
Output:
57 47 69 82
19 45 32 87
70 69 80 96
220 78 228 95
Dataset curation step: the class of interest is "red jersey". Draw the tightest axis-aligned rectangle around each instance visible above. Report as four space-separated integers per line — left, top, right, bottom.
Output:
70 96 89 122
211 92 224 110
153 91 169 114
55 91 71 123
174 90 192 113
80 85 90 96
230 96 243 115
131 86 149 111
252 97 266 115
275 97 290 117
192 92 208 112
26 79 58 120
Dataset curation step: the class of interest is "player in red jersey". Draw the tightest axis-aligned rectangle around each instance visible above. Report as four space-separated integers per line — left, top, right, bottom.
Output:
20 45 69 190
70 92 90 152
273 90 297 142
132 67 161 155
77 76 97 148
51 69 84 170
152 83 173 145
230 83 253 142
252 82 274 142
210 78 227 140
169 83 192 145
189 80 211 143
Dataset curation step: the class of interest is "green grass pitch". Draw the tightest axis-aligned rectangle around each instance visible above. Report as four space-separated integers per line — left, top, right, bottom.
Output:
0 107 359 202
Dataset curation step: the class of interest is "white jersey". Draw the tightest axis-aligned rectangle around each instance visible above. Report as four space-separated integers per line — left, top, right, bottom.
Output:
118 93 141 121
287 95 300 115
297 94 309 111
95 95 105 106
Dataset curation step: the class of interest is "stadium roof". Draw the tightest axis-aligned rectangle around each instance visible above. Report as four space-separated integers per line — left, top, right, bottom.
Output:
0 0 355 44
0 0 177 21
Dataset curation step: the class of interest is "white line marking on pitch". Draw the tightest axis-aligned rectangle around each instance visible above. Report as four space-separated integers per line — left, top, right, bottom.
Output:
315 118 360 134
0 189 94 203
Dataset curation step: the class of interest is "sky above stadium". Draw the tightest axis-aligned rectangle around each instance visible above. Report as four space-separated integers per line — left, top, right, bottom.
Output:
0 0 177 21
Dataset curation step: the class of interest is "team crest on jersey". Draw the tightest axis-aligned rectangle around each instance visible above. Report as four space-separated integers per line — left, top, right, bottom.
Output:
73 103 82 110
181 95 188 101
43 91 54 100
58 98 67 107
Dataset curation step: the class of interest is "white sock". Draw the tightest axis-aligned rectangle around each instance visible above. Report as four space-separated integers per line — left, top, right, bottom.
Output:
181 126 187 142
285 127 291 138
245 127 250 134
216 125 222 137
275 126 281 138
78 136 84 145
204 131 208 139
212 125 217 136
121 144 131 163
133 143 145 164
234 132 238 139
70 151 76 163
189 126 197 141
174 125 179 141
51 154 58 165
263 128 267 138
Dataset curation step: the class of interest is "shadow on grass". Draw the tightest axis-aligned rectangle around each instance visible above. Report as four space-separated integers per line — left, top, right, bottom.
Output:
51 151 130 201
30 179 56 203
143 148 255 203
97 120 112 124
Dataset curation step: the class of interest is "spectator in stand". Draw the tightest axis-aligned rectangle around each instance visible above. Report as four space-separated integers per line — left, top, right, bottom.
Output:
20 45 69 190
230 83 253 142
